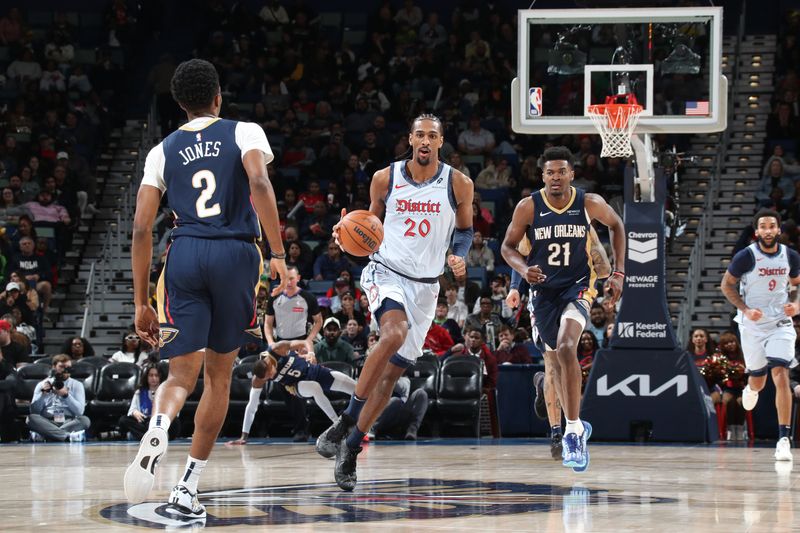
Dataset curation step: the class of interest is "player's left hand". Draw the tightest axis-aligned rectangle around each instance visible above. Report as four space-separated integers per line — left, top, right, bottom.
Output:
604 274 624 305
331 208 347 250
784 302 800 317
269 257 288 297
135 304 160 347
505 289 520 309
448 255 466 279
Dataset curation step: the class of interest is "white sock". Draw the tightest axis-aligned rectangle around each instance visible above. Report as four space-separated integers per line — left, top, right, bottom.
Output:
178 455 207 494
148 413 171 432
565 419 585 436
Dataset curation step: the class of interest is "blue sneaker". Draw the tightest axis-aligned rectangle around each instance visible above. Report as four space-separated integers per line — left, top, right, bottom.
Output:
562 421 592 472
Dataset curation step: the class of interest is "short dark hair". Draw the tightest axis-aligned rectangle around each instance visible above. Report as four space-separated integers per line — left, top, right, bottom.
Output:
465 327 483 338
753 208 782 229
539 146 574 168
170 59 220 112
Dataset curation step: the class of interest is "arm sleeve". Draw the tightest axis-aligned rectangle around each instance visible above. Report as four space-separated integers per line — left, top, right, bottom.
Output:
235 122 274 165
140 143 166 192
241 386 262 435
789 249 800 278
727 248 755 278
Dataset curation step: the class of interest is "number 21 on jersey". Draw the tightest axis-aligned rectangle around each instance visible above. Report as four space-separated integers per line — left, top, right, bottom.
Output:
192 170 221 218
548 242 571 266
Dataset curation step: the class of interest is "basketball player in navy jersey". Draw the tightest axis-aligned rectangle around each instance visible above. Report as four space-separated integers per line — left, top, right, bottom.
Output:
317 114 474 491
502 146 625 472
507 226 611 461
124 59 288 519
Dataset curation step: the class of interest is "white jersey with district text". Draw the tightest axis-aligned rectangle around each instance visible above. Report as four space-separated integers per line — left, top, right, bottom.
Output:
728 242 800 331
371 160 457 279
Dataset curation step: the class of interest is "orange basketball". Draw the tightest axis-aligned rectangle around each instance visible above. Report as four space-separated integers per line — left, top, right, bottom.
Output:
338 210 384 257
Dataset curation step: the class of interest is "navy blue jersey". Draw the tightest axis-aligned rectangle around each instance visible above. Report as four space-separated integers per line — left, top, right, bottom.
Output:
150 118 270 241
272 353 311 386
526 187 596 296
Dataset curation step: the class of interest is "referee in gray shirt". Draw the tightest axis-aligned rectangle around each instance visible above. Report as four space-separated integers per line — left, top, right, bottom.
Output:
263 266 323 441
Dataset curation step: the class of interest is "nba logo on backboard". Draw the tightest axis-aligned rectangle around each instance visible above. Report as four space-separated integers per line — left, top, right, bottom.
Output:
529 87 542 116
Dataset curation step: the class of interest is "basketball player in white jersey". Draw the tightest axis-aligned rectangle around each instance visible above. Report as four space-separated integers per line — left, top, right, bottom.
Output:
721 209 800 461
316 114 474 491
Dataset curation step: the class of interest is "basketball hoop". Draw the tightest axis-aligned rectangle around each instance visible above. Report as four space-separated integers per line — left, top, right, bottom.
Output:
587 95 643 158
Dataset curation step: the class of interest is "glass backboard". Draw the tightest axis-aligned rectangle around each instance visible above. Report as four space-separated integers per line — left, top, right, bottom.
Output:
512 7 727 135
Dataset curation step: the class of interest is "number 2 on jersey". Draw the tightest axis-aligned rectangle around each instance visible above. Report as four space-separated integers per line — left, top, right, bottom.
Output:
547 242 571 266
192 170 221 218
404 217 430 237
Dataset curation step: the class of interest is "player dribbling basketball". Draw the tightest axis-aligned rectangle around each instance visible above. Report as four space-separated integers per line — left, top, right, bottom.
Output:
316 113 474 491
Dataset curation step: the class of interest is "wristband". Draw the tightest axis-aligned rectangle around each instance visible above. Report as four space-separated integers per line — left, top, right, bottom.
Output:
612 270 625 278
270 251 286 259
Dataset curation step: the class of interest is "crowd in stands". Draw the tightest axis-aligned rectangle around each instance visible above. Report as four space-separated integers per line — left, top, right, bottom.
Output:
0 4 126 362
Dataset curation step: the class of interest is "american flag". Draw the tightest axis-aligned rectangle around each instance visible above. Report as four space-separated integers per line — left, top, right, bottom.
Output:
685 101 709 115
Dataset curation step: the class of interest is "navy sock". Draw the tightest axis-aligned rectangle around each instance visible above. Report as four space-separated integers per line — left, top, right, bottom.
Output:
779 425 792 439
346 428 366 450
551 425 562 437
343 395 366 421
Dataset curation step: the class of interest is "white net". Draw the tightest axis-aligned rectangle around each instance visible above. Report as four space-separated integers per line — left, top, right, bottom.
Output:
587 104 643 158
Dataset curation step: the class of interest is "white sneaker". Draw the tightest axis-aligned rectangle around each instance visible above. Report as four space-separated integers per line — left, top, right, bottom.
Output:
775 437 793 462
68 430 86 442
124 427 168 503
742 385 759 411
166 485 207 519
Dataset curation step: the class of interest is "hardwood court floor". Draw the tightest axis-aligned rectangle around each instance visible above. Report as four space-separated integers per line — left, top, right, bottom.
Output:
1 438 796 532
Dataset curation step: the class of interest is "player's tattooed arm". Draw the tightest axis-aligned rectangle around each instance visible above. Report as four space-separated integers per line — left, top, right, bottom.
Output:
721 271 762 321
585 194 625 303
588 225 612 278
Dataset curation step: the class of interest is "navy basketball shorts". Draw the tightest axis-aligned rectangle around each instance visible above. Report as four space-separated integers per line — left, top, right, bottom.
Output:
303 365 335 393
156 236 262 358
529 284 592 353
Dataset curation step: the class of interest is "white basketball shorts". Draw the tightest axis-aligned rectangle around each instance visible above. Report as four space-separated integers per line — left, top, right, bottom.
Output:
360 261 440 365
738 319 796 373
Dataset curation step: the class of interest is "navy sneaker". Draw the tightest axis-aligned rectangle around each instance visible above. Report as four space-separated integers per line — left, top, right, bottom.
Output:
562 421 592 472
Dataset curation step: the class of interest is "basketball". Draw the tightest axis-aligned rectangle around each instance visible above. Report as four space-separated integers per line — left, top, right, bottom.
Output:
338 210 384 257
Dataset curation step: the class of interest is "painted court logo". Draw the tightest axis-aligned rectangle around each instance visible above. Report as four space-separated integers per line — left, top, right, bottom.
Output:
96 478 674 528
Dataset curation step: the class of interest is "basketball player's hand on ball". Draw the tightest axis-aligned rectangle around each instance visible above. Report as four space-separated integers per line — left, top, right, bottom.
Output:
744 307 763 321
269 257 288 297
448 255 467 279
525 265 546 284
783 302 800 317
332 208 347 249
506 289 520 309
135 304 160 347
